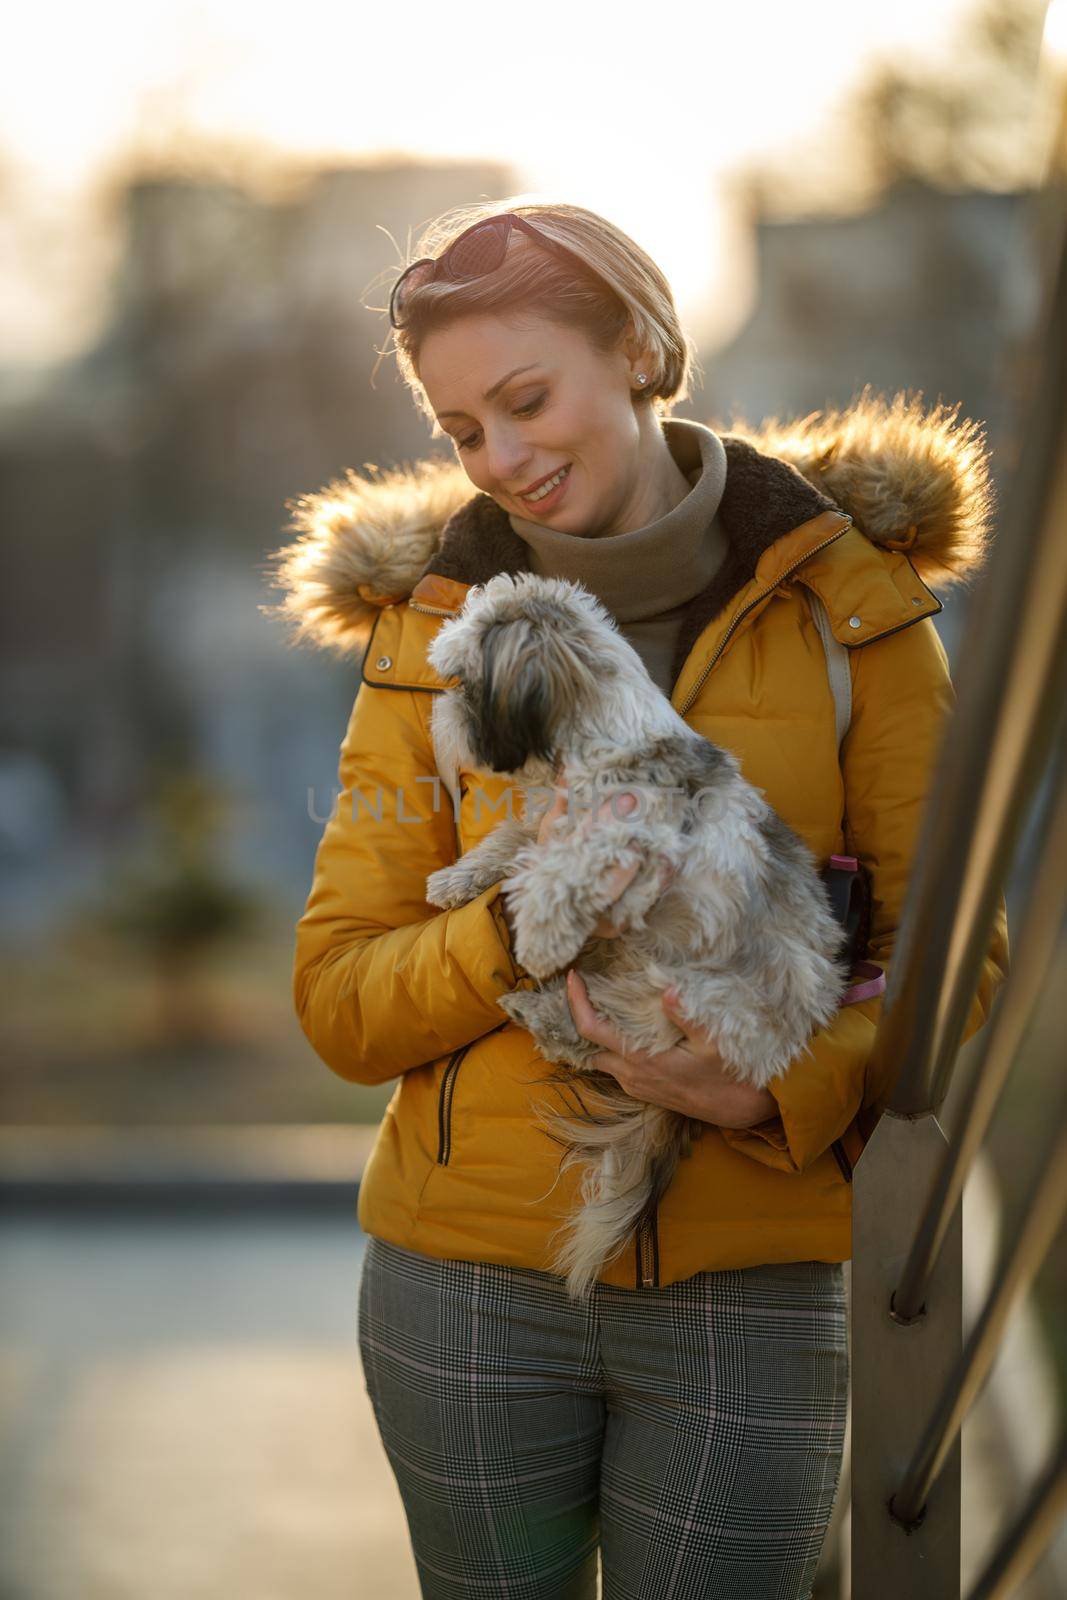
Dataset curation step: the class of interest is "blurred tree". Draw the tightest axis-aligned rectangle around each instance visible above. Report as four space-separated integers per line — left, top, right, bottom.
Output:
736 0 1051 215
855 0 1049 193
95 767 263 1048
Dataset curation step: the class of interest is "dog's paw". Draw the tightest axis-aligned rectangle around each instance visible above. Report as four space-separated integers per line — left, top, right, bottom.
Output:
514 929 583 981
497 986 597 1069
425 864 472 909
496 989 540 1028
497 989 563 1058
510 903 588 979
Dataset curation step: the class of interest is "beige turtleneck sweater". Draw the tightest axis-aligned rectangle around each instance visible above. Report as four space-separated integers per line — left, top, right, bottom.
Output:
507 417 729 697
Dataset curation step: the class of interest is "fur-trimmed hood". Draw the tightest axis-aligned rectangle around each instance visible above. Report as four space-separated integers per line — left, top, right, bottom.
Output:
266 387 994 663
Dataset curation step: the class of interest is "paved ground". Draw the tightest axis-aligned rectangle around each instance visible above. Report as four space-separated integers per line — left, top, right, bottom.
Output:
2 1205 1062 1599
0 1212 422 1600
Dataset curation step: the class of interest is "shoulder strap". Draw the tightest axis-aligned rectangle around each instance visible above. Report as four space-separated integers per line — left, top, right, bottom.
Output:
806 590 853 748
807 595 881 981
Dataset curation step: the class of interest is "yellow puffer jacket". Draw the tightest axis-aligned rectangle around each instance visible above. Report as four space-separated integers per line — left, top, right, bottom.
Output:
271 393 1009 1290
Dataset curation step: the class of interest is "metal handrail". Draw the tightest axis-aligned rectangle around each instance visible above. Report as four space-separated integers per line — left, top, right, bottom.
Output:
849 21 1067 1592
864 207 1067 1122
892 752 1067 1323
891 1086 1067 1526
880 117 1067 1544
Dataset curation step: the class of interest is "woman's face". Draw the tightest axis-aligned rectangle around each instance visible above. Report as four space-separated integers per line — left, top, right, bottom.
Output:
418 311 649 536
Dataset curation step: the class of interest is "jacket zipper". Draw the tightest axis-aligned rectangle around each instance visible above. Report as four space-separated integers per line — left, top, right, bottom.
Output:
676 516 853 717
831 1138 853 1183
437 1043 473 1165
435 1023 509 1165
636 1206 659 1288
410 598 458 617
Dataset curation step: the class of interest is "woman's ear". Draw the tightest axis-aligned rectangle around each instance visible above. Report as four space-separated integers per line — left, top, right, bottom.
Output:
620 319 654 384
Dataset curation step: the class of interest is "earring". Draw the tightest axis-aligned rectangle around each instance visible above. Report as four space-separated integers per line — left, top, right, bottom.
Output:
635 373 648 387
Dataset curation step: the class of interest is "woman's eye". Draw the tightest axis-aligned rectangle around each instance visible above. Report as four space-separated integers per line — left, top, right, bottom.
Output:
514 392 546 418
456 393 546 451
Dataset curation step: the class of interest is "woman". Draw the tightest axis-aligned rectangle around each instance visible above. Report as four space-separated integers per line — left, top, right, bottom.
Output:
272 199 1008 1599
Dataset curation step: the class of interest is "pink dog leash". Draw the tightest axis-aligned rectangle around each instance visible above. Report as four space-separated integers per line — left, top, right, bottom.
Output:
841 960 887 1005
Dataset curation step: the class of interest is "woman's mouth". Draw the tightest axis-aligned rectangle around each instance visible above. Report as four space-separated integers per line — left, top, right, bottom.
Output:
517 462 572 510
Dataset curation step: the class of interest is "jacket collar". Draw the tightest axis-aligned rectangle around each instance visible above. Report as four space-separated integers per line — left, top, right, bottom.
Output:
268 390 992 690
363 496 943 706
415 433 875 692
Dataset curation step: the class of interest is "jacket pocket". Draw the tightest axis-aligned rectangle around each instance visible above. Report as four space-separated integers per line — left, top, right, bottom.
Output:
436 1043 475 1165
435 1021 512 1166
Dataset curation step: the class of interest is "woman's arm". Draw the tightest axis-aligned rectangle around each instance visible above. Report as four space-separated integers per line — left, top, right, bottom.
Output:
718 614 1010 1174
294 679 529 1086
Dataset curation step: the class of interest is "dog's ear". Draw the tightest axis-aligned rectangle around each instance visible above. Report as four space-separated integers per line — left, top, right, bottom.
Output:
469 621 555 773
426 613 472 682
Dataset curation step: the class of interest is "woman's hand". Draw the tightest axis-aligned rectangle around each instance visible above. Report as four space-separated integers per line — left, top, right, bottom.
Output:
564 969 780 1128
535 782 672 940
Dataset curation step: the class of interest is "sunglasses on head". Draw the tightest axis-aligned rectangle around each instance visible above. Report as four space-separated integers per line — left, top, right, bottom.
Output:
388 212 592 330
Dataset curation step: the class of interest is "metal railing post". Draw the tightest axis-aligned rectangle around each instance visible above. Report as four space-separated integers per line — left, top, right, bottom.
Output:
893 757 1067 1325
851 128 1067 1599
852 1112 964 1594
892 1095 1067 1526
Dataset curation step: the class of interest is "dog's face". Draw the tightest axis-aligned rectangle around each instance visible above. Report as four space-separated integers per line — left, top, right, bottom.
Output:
427 573 622 776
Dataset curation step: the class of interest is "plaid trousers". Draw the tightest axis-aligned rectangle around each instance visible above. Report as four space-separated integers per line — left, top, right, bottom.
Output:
357 1235 848 1599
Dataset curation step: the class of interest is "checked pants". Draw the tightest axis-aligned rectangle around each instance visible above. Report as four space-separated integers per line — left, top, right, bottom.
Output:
357 1235 848 1599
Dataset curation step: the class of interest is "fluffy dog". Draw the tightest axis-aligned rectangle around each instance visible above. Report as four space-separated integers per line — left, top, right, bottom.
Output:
425 572 847 1301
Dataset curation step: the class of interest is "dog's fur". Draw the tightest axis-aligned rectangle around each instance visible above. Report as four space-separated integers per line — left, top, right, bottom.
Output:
424 572 848 1302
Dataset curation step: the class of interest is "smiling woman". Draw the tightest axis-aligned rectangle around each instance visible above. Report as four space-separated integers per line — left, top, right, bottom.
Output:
389 202 699 542
377 202 744 712
276 194 1007 1598
420 315 696 535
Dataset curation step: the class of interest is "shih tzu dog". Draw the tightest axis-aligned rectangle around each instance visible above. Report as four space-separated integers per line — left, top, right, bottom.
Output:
424 572 847 1301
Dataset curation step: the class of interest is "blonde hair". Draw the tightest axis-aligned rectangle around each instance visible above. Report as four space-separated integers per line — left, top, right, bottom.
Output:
378 195 700 431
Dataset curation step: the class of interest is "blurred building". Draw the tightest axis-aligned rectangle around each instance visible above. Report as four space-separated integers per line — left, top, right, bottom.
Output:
692 176 1039 657
0 164 1041 935
0 159 515 932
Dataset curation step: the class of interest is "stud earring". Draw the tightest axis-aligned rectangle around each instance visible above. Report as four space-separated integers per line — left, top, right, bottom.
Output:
635 373 648 387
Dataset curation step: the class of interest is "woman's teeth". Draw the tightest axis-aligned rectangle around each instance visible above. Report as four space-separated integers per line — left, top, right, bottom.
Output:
521 464 570 503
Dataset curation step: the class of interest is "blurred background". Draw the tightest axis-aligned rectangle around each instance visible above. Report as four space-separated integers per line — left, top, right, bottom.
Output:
1 0 1065 1595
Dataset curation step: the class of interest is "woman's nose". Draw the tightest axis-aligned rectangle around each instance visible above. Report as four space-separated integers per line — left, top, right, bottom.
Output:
484 425 533 487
